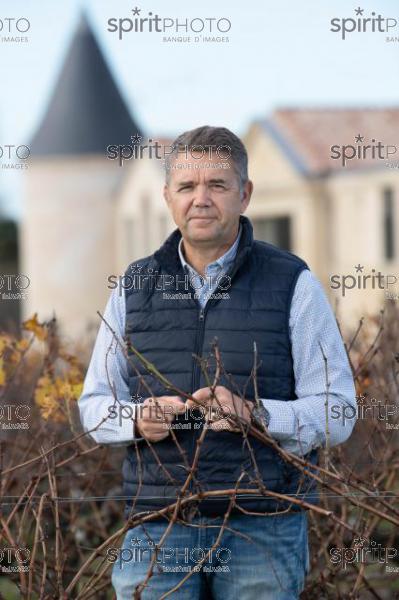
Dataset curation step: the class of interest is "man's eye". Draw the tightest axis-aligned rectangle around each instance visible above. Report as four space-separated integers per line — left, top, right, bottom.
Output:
211 184 225 190
178 185 192 192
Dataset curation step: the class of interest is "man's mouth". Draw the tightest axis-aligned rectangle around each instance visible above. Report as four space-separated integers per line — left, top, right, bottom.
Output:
189 216 216 221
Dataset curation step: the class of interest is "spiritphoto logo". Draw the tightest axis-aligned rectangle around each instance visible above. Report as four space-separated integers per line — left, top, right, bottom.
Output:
107 6 231 43
330 264 399 297
330 7 399 41
330 135 397 167
330 536 397 570
0 274 30 300
386 159 399 170
0 405 31 430
0 144 31 169
166 160 231 173
330 395 399 426
107 539 231 572
0 16 30 43
107 135 232 167
108 266 232 296
0 547 30 573
107 401 234 429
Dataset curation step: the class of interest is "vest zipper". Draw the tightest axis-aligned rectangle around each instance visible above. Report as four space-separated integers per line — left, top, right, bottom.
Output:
187 239 250 503
192 305 206 392
188 304 206 497
189 235 250 395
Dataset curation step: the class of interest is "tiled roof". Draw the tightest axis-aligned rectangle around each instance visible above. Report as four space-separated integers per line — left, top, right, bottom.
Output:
261 108 399 175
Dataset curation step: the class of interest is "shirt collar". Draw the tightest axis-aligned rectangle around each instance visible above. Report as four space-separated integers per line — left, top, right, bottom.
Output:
178 223 242 273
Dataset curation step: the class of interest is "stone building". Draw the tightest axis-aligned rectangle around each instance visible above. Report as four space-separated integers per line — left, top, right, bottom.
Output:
21 17 399 337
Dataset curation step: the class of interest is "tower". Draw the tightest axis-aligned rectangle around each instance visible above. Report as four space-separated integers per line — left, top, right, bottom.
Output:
21 15 141 340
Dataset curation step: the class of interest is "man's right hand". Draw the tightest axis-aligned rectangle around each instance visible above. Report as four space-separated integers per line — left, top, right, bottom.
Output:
135 396 186 442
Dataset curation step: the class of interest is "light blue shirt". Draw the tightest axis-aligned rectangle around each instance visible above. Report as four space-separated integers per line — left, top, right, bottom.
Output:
79 225 357 456
177 223 242 309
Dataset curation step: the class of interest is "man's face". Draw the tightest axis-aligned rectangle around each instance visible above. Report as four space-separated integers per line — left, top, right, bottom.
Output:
163 155 252 247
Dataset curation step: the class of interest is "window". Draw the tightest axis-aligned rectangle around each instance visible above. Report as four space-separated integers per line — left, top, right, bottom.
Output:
383 187 395 260
252 217 291 251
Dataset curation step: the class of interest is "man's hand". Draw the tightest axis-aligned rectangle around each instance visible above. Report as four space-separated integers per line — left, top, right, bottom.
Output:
186 385 252 432
135 396 186 442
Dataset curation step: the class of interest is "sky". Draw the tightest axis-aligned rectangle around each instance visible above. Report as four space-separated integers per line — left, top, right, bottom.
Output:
0 0 398 217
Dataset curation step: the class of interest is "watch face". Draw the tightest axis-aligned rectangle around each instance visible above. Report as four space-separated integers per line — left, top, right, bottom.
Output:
253 405 269 428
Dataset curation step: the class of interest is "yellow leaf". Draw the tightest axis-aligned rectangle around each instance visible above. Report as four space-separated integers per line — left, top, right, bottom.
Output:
16 338 30 352
70 382 83 399
0 357 6 386
35 374 67 423
0 337 8 354
23 313 48 341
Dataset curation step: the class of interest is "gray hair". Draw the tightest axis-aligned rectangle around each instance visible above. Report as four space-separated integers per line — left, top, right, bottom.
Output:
164 125 248 190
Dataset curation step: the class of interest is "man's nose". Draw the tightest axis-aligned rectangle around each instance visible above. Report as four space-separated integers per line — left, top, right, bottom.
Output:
193 184 211 206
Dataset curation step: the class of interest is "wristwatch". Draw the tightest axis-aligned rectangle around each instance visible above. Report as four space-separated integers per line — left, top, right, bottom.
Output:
251 403 270 430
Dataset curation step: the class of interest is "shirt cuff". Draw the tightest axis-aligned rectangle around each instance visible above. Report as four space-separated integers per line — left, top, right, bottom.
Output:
260 398 296 441
113 403 140 444
106 403 144 445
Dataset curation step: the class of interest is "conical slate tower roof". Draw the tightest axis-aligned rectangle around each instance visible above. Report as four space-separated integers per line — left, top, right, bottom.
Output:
31 15 141 156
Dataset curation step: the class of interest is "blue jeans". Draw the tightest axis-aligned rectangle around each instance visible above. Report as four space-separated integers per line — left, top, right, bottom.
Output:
111 511 309 599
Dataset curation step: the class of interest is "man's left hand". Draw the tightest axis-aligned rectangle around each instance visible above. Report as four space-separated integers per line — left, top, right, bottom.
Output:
186 385 252 432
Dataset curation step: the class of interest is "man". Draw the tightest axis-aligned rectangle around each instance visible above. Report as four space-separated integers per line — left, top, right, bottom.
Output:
79 126 356 599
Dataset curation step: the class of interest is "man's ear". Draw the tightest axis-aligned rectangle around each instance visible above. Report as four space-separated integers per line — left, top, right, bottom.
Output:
241 180 253 212
163 184 170 207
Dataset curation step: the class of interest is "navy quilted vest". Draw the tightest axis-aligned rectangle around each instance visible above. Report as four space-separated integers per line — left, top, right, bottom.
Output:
122 215 318 519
